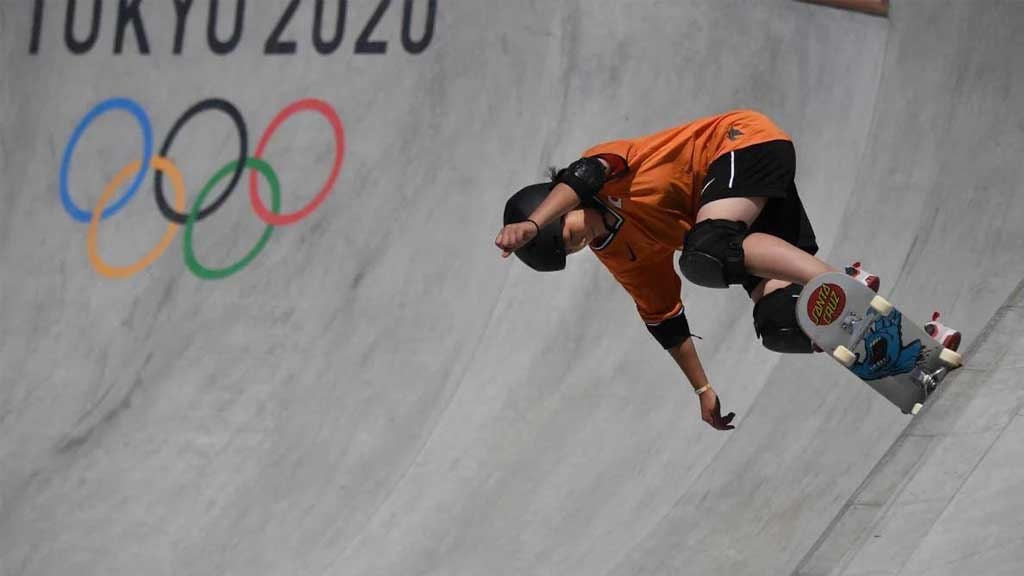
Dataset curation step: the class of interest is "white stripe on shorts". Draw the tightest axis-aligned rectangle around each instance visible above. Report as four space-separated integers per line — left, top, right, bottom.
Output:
729 151 736 189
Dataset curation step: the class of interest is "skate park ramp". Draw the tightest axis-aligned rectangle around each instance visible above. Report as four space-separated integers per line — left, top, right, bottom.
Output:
2 1 1024 575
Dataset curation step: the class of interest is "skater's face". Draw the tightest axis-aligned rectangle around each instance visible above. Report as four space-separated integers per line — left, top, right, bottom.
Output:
562 208 609 255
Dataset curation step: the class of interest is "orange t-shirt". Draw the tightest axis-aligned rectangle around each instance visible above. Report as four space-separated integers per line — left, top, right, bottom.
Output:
582 109 791 326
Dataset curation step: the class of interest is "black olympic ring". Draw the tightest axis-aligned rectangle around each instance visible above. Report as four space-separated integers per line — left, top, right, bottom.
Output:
154 98 248 224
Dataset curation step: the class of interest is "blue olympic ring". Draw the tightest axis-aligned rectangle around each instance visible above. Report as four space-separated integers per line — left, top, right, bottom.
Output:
60 97 154 223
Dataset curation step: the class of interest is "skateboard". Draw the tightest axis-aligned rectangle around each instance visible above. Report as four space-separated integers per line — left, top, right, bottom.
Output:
796 272 963 415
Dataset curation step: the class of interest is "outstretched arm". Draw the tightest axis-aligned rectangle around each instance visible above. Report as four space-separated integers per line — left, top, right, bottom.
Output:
667 338 735 431
606 249 737 431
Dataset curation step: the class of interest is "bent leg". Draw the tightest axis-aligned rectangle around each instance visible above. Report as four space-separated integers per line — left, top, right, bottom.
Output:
743 232 834 285
693 196 835 287
684 137 838 289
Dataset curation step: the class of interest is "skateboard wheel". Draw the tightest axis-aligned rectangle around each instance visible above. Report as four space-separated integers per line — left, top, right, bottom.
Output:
870 295 893 316
833 346 856 367
939 348 963 368
911 403 923 415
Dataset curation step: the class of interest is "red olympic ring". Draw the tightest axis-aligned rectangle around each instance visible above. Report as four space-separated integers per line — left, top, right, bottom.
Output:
249 98 345 226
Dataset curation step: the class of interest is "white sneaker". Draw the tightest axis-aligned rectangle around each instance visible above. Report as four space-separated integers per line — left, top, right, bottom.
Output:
845 261 880 293
925 312 962 352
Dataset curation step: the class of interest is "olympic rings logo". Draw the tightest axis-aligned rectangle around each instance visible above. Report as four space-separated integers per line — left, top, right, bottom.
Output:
60 96 345 280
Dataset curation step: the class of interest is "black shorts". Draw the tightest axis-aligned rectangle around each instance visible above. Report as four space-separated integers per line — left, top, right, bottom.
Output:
699 140 819 295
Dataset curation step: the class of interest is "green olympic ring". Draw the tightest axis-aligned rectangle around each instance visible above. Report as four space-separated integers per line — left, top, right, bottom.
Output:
184 158 281 280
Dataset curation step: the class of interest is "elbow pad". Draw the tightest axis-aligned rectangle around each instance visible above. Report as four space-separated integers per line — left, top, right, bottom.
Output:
646 309 692 349
554 157 608 204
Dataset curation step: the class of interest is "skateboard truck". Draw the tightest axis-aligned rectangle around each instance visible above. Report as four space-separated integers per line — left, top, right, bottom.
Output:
905 365 949 415
839 312 862 333
913 365 947 393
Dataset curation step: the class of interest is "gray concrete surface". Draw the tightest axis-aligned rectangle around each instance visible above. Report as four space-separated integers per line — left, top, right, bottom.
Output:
0 1 1022 575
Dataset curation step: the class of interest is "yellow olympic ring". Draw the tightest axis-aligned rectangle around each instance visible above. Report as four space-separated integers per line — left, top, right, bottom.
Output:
87 157 186 279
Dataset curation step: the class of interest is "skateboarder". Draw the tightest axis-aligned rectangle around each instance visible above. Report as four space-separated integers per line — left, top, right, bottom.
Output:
495 110 960 430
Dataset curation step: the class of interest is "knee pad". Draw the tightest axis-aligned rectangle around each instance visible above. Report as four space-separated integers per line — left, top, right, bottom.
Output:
752 284 815 354
679 219 749 288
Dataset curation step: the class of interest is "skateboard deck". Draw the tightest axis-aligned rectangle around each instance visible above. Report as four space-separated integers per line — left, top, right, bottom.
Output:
796 272 962 414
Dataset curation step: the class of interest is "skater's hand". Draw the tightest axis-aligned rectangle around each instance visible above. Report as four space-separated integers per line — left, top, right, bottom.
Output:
699 387 735 431
496 221 540 258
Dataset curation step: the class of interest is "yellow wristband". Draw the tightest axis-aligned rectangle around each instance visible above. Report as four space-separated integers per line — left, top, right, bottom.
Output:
694 384 711 396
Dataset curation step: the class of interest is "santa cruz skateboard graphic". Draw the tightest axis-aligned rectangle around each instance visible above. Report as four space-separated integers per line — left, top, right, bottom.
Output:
796 272 963 415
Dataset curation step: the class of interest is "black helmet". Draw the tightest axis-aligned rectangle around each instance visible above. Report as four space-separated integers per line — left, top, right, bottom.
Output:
503 182 567 272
